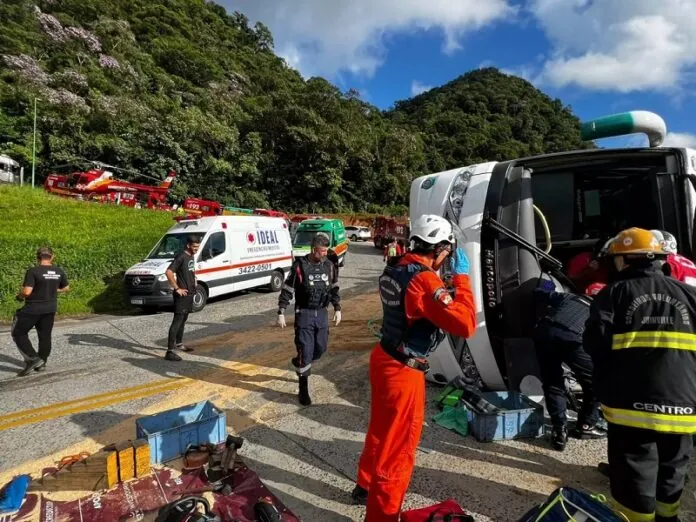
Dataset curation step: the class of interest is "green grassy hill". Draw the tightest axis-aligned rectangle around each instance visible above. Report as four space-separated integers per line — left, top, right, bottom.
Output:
0 185 174 320
0 0 588 213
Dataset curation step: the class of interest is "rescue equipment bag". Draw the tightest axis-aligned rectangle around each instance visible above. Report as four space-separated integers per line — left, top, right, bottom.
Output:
517 487 626 521
400 498 474 521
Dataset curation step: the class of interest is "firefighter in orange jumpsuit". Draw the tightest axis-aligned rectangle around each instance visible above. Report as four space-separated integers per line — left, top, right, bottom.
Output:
352 214 477 521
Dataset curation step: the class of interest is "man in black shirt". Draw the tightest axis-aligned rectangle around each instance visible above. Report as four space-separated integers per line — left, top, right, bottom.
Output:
164 235 200 362
12 247 69 376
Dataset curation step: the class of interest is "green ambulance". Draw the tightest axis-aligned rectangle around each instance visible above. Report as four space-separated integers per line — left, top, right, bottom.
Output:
292 218 348 266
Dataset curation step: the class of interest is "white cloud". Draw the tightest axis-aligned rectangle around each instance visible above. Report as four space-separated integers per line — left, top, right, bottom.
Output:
479 60 537 84
224 0 516 78
663 132 696 148
529 0 696 92
500 65 536 83
411 80 432 96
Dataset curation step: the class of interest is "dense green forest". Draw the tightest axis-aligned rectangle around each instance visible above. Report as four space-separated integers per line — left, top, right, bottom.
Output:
0 0 590 213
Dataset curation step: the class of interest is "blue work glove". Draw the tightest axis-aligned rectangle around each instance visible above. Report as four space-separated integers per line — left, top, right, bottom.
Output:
451 248 470 275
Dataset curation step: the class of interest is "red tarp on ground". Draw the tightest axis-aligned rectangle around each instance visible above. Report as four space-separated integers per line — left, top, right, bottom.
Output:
10 460 298 522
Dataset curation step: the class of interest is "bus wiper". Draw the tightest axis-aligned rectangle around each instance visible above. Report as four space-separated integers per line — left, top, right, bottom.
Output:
483 215 563 272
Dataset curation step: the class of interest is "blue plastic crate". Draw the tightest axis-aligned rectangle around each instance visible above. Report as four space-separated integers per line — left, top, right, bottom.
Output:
135 400 226 464
463 391 543 442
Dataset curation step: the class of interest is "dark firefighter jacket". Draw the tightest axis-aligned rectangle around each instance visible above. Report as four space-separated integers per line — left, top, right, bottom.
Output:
584 264 696 434
278 255 340 313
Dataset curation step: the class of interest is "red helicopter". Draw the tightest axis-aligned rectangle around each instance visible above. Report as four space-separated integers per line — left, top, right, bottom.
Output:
44 160 176 210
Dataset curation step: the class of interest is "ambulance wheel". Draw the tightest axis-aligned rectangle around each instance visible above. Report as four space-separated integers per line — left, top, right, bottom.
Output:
192 284 208 313
268 270 284 292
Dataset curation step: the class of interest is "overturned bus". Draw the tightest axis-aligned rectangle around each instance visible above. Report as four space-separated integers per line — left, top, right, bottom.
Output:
410 111 696 398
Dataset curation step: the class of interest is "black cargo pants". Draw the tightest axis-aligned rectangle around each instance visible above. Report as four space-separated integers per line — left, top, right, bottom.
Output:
608 424 693 521
292 308 329 377
168 295 193 350
12 310 56 362
534 328 600 428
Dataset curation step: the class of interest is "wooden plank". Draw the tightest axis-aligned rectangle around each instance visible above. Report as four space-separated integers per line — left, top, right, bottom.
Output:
29 450 118 492
114 441 135 482
132 439 151 478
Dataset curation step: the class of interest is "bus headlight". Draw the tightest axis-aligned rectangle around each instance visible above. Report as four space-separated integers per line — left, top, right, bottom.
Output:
447 169 473 223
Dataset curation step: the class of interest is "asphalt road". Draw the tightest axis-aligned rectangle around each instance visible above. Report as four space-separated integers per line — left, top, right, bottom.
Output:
0 241 384 472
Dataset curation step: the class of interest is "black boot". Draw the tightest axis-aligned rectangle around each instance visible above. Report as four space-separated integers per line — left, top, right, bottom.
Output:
298 376 312 406
351 484 368 505
571 422 607 440
551 425 568 451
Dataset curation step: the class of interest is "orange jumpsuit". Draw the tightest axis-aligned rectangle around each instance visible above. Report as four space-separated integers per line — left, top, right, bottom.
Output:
356 253 476 521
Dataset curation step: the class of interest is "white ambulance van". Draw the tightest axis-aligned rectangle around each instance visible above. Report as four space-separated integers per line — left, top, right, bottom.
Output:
124 215 293 312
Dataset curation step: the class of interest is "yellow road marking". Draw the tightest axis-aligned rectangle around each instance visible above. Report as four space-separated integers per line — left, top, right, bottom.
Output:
0 377 191 432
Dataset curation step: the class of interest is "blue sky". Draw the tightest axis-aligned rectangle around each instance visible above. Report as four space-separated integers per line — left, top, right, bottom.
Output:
226 0 696 149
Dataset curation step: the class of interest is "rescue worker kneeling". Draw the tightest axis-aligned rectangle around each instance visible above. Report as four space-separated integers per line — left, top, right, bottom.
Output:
585 227 696 522
534 281 606 451
352 215 476 521
277 232 341 406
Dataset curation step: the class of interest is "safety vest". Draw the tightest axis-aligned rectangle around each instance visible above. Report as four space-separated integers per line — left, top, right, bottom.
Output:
299 257 333 309
595 268 696 434
387 244 397 257
379 263 444 358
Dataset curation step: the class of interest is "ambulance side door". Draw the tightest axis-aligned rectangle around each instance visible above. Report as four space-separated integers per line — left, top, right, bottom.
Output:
197 228 232 298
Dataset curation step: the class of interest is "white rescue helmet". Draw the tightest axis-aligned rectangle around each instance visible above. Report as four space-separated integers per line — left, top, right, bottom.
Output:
409 215 455 246
651 230 677 255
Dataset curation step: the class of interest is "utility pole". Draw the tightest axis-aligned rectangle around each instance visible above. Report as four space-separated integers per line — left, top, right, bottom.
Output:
31 97 37 188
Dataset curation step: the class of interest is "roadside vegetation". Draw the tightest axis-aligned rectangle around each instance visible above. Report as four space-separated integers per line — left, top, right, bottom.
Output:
0 185 172 320
1 0 589 214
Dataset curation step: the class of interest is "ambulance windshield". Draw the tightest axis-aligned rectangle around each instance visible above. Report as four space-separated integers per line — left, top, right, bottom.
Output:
149 233 190 259
293 231 320 247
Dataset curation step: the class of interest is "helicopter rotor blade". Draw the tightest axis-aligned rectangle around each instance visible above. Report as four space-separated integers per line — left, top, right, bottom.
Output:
70 158 167 183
